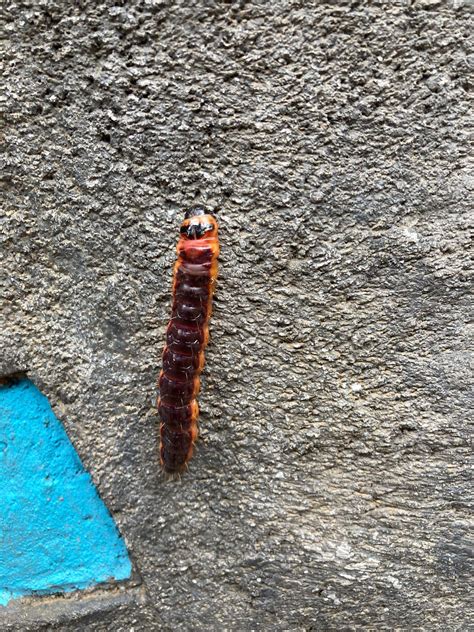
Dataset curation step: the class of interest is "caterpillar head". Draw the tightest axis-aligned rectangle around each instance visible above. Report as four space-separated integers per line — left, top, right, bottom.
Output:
180 207 218 240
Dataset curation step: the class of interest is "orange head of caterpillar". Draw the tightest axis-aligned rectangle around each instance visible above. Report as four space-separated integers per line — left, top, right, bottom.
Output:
180 206 218 240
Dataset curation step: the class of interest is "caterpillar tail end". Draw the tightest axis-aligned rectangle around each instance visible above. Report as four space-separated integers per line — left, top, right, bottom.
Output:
158 401 199 480
159 452 194 481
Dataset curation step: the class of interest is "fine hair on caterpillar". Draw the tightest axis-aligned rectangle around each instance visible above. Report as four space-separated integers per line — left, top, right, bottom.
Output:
157 206 219 476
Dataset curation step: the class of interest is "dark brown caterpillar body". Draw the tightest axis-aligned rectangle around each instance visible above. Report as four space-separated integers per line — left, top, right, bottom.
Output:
158 207 219 475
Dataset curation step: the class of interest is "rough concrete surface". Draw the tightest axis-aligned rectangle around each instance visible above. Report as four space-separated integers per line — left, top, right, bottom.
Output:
1 0 473 629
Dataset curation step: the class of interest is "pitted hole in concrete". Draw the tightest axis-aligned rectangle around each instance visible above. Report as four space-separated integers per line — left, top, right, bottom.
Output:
0 371 28 387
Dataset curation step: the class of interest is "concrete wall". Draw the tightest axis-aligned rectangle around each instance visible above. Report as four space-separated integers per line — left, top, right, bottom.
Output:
2 0 472 629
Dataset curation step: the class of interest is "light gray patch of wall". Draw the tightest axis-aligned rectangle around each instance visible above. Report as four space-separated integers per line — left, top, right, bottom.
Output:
2 1 473 629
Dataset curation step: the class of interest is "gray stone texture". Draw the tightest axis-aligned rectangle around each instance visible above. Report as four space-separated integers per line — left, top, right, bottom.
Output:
1 0 473 629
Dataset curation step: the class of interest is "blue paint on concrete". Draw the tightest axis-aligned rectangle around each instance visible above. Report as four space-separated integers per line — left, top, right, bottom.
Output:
0 379 131 606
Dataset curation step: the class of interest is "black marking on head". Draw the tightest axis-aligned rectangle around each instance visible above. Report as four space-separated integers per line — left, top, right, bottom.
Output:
184 206 216 219
181 223 214 239
184 206 207 219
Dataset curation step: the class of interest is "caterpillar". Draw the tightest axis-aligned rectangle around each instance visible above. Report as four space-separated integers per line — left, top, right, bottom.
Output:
158 207 219 476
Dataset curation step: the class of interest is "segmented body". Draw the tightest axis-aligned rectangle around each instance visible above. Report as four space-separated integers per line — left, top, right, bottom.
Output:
158 207 219 475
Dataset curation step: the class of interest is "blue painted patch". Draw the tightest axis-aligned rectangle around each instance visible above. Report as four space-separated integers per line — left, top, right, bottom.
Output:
0 379 131 606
